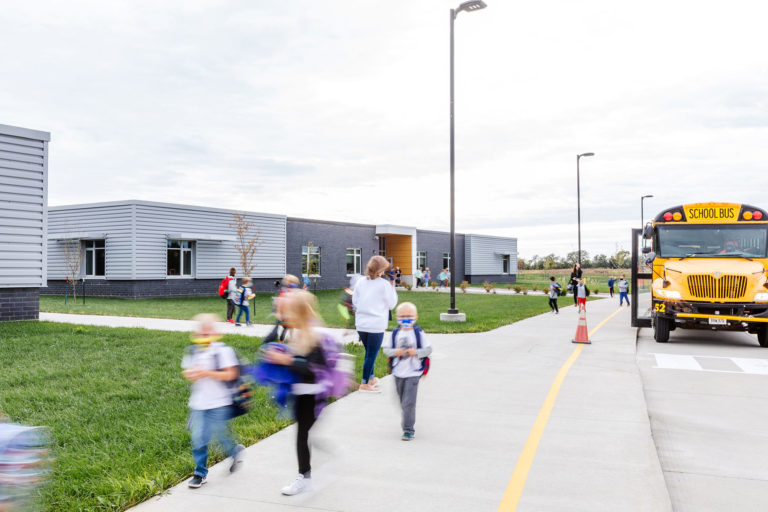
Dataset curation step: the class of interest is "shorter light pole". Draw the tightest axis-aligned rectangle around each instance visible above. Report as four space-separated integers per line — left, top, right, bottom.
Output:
641 194 653 230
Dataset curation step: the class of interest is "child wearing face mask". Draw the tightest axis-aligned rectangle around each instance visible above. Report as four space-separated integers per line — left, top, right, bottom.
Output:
382 302 432 441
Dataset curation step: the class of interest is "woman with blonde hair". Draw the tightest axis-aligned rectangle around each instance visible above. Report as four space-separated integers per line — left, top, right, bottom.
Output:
264 289 328 496
352 255 398 392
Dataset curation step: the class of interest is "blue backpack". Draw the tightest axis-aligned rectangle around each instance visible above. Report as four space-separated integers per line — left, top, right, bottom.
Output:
387 325 430 376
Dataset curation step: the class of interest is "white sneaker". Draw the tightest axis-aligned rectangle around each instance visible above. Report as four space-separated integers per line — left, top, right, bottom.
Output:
281 474 311 495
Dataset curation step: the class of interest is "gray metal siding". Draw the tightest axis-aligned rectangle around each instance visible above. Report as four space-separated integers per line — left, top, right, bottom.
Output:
0 125 49 288
47 205 134 280
465 234 518 275
134 204 285 279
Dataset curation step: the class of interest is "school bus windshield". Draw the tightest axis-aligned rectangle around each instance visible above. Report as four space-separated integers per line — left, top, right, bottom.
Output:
656 225 768 258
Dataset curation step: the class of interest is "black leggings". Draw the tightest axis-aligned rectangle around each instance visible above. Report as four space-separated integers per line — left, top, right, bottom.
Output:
295 394 317 476
548 298 559 312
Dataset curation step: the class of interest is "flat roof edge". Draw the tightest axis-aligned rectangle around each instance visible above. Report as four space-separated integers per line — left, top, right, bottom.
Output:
49 199 286 219
0 123 51 141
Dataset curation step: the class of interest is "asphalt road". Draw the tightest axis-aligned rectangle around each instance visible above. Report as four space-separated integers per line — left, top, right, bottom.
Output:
636 326 768 511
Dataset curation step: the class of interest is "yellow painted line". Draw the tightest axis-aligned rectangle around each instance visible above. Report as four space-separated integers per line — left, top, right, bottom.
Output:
676 313 768 323
497 306 628 512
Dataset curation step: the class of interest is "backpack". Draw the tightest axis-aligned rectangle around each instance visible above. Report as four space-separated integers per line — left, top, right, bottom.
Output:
237 286 247 306
313 330 354 399
218 276 233 299
387 325 430 377
210 345 255 417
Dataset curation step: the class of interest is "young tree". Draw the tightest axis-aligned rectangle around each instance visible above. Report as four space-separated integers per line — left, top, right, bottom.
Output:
230 213 262 278
62 238 81 301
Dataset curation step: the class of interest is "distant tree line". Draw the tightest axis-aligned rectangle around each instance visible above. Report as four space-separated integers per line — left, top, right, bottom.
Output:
518 250 631 270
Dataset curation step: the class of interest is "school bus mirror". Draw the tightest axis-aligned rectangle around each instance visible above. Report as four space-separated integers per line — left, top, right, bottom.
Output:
642 224 654 239
643 251 656 266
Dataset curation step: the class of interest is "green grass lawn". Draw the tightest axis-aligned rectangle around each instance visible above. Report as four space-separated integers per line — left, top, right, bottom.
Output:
0 322 387 512
41 290 567 333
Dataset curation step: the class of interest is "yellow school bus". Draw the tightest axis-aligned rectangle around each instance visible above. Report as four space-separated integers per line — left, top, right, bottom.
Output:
645 202 768 346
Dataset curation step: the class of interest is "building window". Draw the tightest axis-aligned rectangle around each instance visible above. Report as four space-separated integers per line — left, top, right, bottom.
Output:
442 252 451 270
302 245 321 276
417 251 427 270
84 240 105 277
502 254 510 274
346 248 362 275
378 237 386 256
167 240 194 276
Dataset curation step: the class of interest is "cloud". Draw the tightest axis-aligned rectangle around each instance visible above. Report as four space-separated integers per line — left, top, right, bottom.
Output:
4 0 768 260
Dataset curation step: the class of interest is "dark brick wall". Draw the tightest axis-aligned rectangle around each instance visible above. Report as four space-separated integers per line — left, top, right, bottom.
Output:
42 278 276 298
416 230 465 284
287 218 378 290
466 274 517 284
0 288 39 321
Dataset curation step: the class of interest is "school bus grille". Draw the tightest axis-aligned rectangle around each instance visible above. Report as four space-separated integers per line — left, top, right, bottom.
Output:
686 274 748 299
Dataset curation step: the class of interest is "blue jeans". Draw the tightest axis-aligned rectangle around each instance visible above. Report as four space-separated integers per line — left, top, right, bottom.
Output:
236 304 250 324
358 331 384 384
190 406 239 477
619 291 630 306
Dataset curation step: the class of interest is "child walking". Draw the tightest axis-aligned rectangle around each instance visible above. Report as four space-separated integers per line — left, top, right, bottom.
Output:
618 275 630 306
548 276 561 314
382 302 432 441
263 274 299 343
576 278 589 311
263 290 334 496
182 314 245 488
235 278 255 326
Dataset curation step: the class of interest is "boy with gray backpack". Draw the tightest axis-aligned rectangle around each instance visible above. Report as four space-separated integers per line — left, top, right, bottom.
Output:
548 276 561 314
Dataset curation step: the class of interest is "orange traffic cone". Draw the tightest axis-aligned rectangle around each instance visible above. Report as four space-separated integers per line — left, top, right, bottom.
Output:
571 309 591 344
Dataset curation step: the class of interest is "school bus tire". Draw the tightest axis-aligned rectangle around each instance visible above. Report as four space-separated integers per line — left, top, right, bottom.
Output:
654 315 670 343
757 325 768 348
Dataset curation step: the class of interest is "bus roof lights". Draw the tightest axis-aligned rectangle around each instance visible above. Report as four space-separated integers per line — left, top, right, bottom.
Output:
664 212 673 221
744 211 754 220
673 212 683 221
754 211 763 220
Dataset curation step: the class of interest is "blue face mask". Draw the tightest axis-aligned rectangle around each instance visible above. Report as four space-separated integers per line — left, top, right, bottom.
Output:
397 318 414 328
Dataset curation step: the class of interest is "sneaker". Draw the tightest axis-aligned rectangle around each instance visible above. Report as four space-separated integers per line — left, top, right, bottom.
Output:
235 323 242 327
358 383 381 393
402 432 414 441
281 474 311 496
227 319 235 324
188 475 207 488
369 377 380 387
229 444 245 473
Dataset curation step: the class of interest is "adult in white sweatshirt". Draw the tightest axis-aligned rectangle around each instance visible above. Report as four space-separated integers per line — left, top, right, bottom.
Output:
352 255 398 392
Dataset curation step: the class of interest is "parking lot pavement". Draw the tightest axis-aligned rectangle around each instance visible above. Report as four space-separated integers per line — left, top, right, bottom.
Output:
636 327 768 512
130 298 671 512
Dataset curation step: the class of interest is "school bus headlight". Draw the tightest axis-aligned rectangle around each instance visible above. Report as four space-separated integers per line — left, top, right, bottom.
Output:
656 289 681 300
754 292 768 302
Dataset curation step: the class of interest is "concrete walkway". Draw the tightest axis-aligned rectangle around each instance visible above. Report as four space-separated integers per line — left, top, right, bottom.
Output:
48 300 671 511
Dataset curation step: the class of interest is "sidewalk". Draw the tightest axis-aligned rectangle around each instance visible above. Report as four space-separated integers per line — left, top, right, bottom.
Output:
83 296 670 512
39 312 356 341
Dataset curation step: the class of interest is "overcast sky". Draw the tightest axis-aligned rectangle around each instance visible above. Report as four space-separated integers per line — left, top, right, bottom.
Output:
3 0 768 260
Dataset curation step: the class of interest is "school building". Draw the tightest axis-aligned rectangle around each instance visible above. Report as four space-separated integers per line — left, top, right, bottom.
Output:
0 124 50 321
43 200 518 298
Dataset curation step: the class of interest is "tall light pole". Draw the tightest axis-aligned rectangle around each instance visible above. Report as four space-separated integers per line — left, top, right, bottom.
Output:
576 152 594 266
641 194 653 230
447 0 487 317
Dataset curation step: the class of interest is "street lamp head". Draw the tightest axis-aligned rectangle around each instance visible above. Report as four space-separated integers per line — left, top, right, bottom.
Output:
578 152 595 158
456 0 487 14
642 194 654 199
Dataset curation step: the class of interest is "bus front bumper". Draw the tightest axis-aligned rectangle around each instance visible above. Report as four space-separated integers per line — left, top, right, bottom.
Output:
654 299 768 331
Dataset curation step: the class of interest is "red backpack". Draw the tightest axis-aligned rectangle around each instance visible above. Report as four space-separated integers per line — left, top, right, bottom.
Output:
218 276 233 299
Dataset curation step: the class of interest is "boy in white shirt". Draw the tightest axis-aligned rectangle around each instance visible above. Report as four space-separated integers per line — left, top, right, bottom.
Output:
382 302 432 441
182 314 245 488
